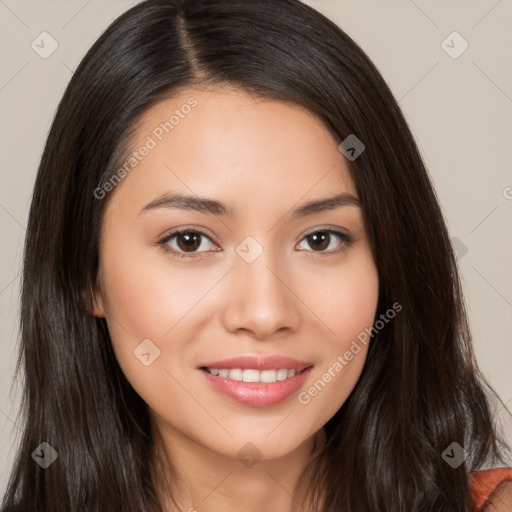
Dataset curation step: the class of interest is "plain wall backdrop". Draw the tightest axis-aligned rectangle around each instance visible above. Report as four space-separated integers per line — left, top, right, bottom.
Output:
1 0 511 496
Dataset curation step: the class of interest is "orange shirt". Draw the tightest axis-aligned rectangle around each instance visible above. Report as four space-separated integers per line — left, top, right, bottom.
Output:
470 468 512 511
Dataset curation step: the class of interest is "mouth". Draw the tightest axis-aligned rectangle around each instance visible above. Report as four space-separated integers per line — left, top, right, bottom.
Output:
197 355 313 407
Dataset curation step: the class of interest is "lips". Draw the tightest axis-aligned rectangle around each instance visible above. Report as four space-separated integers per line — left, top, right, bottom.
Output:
198 355 312 373
197 355 314 407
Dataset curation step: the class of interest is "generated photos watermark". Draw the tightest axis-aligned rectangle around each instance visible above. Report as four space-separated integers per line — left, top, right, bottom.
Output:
93 97 198 200
298 301 402 405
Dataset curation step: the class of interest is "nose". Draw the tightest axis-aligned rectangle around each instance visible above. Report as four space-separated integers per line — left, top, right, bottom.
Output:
220 248 301 340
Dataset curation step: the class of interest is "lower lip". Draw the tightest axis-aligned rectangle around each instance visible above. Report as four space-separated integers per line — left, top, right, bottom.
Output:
200 367 313 407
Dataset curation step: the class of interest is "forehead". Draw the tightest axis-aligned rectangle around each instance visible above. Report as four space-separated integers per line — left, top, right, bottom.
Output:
108 86 357 215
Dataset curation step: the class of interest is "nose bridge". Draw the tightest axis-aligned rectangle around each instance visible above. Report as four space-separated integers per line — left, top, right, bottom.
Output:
220 238 299 338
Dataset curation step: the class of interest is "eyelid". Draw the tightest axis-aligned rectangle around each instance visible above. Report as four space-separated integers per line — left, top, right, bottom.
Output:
300 224 351 238
156 224 217 242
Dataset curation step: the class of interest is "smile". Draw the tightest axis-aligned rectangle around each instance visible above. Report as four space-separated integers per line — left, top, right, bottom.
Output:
199 365 313 407
203 367 303 383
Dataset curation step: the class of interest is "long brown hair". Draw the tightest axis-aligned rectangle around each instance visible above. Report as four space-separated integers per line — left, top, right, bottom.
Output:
2 0 510 510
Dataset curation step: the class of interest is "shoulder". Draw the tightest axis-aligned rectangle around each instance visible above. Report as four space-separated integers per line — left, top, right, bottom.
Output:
470 468 512 512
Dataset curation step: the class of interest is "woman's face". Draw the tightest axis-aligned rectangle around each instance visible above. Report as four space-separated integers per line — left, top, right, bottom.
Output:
93 86 379 462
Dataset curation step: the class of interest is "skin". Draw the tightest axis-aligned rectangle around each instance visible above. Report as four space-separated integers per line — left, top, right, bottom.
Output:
484 482 512 511
92 86 379 512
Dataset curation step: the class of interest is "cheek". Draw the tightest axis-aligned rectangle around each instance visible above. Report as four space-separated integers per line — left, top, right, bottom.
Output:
301 247 379 342
97 235 186 363
97 233 234 386
329 253 379 369
296 248 378 414
97 242 213 412
99 228 219 333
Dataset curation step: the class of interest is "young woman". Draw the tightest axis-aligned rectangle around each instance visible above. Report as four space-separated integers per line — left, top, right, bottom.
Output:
2 0 511 510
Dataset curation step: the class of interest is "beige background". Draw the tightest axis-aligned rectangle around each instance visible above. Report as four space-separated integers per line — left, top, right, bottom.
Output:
1 0 511 495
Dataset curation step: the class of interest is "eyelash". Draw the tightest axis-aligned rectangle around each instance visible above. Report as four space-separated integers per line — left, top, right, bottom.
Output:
157 227 354 260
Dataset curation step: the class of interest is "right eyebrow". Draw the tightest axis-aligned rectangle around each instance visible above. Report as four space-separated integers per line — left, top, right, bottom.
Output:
140 193 236 218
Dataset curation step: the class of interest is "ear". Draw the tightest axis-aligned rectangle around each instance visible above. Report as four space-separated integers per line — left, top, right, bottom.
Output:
90 282 106 318
83 279 106 318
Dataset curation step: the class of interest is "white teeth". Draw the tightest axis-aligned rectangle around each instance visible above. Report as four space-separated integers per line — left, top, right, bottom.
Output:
242 369 260 382
229 368 243 381
206 367 300 383
276 369 289 381
260 369 277 383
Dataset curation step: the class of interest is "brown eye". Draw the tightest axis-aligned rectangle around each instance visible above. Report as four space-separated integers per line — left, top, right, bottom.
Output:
297 229 353 254
175 232 202 252
306 232 331 251
159 229 218 258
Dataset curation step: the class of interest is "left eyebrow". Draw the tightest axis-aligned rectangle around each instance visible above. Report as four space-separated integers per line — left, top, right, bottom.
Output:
291 192 361 218
140 191 361 218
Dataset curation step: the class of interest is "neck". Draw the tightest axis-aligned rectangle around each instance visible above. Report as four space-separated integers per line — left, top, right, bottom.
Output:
152 424 327 512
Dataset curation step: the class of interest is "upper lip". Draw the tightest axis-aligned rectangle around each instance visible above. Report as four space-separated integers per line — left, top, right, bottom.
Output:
198 355 312 373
